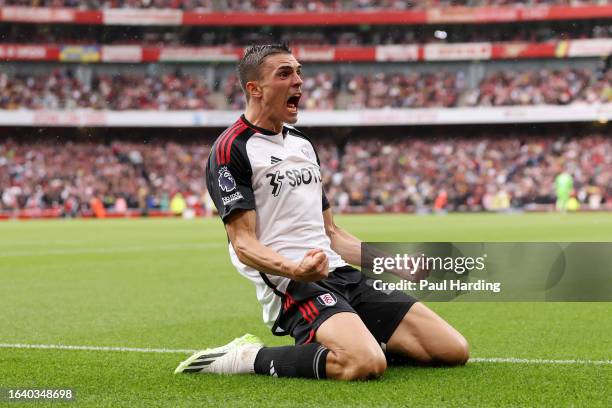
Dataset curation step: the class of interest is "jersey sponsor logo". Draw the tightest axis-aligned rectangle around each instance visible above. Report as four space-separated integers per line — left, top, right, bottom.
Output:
218 166 236 192
266 171 284 197
317 293 337 307
221 191 244 205
265 166 322 196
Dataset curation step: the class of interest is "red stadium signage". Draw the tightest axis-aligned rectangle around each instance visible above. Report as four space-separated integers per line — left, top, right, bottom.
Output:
567 39 612 58
0 44 51 61
0 42 610 63
292 47 336 62
102 9 182 25
158 47 241 62
493 42 557 59
1 5 611 26
424 43 492 61
375 45 419 62
0 6 75 23
427 7 519 24
32 111 107 127
181 10 428 26
101 46 143 62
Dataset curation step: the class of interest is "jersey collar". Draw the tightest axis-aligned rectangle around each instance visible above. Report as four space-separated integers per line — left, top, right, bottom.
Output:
240 114 284 136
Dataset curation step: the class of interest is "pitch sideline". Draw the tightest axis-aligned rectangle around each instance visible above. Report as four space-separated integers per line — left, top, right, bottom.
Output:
0 242 225 257
0 343 610 365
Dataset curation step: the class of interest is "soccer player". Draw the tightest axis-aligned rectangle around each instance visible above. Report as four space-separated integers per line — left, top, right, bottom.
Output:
174 44 469 380
555 171 573 212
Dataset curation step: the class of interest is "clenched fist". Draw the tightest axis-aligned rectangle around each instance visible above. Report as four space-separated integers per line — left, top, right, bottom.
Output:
292 248 329 282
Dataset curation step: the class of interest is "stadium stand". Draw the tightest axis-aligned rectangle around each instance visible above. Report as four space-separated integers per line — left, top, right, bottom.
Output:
0 67 609 110
1 131 610 216
0 0 610 218
2 20 610 45
0 70 214 110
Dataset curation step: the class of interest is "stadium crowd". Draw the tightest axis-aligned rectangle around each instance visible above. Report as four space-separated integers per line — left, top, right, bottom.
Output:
0 70 213 110
0 67 609 110
0 0 604 10
463 68 612 106
1 134 610 216
326 134 611 212
3 21 610 45
0 138 211 216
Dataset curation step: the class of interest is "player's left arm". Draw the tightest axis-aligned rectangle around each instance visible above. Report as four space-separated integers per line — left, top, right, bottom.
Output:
323 206 428 281
323 208 362 266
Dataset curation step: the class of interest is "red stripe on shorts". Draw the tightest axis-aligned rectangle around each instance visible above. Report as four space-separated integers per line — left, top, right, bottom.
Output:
298 304 313 323
307 300 319 318
304 329 316 344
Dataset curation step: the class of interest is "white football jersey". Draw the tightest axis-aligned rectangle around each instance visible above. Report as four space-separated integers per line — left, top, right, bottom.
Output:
206 115 347 332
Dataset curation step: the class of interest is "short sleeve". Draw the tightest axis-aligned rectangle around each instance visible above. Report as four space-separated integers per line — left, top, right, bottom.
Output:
206 143 255 223
322 189 330 211
310 138 330 211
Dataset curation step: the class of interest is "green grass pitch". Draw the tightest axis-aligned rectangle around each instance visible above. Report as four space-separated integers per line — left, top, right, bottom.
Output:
0 213 610 407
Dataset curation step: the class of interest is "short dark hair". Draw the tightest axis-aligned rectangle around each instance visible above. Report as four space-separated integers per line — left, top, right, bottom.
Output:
237 44 292 100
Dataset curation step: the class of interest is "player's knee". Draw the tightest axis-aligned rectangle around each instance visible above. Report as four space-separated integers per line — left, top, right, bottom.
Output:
359 349 387 379
452 336 470 365
345 353 386 380
433 334 469 366
331 348 387 380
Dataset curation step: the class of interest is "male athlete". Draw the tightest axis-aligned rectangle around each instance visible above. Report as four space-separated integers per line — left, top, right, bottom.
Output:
555 171 573 212
175 44 468 380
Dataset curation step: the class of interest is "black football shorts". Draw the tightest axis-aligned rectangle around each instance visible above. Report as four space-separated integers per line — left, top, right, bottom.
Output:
275 265 417 345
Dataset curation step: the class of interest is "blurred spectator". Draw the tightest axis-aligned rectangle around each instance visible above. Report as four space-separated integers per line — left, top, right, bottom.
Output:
170 192 186 216
1 134 610 215
0 69 213 110
464 68 598 106
324 134 612 213
0 138 211 215
345 71 462 108
1 67 608 111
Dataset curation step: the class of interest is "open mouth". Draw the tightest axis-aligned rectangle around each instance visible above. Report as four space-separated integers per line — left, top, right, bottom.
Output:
286 94 301 114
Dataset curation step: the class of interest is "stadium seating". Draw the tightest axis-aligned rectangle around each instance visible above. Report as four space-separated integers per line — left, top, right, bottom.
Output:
1 68 609 110
0 0 610 218
1 135 610 215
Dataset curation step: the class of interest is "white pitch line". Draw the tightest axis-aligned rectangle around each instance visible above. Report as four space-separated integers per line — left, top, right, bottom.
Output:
0 343 610 365
469 357 612 365
0 243 224 257
0 343 198 354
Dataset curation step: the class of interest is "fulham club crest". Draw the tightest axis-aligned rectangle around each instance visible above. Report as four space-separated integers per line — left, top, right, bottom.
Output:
317 293 337 307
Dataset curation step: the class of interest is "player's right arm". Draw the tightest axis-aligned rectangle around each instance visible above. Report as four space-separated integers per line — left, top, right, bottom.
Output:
205 130 327 283
225 209 328 282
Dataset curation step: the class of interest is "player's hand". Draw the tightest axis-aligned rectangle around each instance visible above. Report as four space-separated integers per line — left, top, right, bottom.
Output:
292 248 329 282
